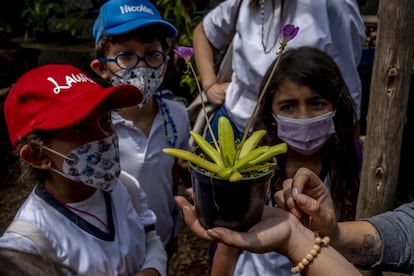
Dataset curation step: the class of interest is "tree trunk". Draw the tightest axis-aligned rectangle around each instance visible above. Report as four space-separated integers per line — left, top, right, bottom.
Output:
357 0 414 274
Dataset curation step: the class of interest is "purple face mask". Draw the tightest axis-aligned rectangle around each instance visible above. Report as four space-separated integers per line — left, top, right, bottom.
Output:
273 111 336 155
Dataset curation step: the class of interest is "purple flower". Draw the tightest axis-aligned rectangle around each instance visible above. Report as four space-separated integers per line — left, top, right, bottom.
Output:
277 24 299 54
281 24 299 42
174 46 194 62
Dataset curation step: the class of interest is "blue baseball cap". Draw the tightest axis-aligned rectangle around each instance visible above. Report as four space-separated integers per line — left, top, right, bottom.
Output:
93 0 178 45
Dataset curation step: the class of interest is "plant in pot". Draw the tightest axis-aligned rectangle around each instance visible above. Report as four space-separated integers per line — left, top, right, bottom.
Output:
164 24 299 231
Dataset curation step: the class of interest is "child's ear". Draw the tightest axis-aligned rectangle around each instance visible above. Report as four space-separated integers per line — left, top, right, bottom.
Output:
161 59 169 73
90 59 111 80
20 144 51 170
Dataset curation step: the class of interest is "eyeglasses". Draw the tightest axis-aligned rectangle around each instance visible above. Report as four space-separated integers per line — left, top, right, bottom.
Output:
100 50 169 70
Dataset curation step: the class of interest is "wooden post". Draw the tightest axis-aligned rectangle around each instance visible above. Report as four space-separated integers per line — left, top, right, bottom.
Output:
357 1 414 274
357 1 414 217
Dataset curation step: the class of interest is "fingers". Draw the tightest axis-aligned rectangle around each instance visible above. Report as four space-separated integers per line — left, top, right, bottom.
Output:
288 169 338 235
174 196 214 241
208 207 294 254
185 187 194 200
295 193 337 235
274 167 337 235
205 82 228 104
291 167 323 196
274 178 302 219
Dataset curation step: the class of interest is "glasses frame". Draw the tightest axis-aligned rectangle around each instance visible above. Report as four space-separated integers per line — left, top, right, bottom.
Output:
100 50 169 70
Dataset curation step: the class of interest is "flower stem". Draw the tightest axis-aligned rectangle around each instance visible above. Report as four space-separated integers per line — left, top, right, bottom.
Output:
238 45 286 155
188 62 220 151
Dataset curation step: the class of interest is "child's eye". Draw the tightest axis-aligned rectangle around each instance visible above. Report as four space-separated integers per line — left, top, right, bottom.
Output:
311 100 329 109
279 104 295 112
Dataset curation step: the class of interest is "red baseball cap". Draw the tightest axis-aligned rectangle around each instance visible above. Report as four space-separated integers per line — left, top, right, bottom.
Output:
4 64 143 146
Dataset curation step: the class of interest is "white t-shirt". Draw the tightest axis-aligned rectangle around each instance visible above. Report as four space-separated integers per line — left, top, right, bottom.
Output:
203 0 366 131
0 175 166 275
112 97 190 247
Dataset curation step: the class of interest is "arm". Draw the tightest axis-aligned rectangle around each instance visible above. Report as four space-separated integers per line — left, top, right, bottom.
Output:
273 168 378 265
137 230 167 276
193 22 227 105
333 221 382 267
193 22 217 92
121 173 167 275
277 168 414 273
175 196 361 275
211 243 241 276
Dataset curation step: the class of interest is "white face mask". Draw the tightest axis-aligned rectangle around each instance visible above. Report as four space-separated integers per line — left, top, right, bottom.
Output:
110 67 164 108
273 111 336 155
42 134 120 191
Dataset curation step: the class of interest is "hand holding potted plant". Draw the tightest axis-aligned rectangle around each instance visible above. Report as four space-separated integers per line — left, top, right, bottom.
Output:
164 24 299 231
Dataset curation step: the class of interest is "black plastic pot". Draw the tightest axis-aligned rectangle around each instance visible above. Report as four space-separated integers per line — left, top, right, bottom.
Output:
189 164 274 232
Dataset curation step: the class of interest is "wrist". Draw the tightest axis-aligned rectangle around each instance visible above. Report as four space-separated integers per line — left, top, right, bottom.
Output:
327 223 341 249
203 82 217 93
284 221 316 263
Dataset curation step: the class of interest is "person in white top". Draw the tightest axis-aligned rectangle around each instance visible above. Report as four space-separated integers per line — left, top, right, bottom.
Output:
210 47 361 275
193 0 366 140
90 0 191 257
0 64 167 275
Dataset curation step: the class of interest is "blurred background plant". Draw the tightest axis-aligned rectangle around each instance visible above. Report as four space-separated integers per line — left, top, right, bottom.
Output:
21 0 59 41
154 0 208 102
53 5 87 43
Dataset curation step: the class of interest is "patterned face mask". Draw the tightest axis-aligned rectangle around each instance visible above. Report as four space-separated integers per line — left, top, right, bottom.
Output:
43 134 120 191
110 67 164 108
273 111 336 155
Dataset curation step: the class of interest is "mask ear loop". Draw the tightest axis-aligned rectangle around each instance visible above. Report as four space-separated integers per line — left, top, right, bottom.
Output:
99 60 125 85
41 146 79 181
41 146 75 162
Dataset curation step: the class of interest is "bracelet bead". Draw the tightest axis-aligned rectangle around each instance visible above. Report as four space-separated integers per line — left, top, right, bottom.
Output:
301 258 309 266
291 233 330 274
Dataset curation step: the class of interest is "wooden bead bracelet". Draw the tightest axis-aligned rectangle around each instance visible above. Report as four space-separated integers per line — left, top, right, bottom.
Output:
291 233 331 274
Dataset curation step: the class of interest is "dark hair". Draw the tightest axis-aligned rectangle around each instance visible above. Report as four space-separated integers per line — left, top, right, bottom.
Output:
94 24 175 59
255 46 360 220
14 131 53 186
0 247 78 276
1 89 53 188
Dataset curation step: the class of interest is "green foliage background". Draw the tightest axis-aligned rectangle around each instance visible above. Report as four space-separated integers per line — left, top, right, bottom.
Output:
154 0 209 101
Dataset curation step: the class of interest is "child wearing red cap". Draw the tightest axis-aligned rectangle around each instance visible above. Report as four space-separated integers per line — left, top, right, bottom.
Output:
90 0 191 258
0 64 167 276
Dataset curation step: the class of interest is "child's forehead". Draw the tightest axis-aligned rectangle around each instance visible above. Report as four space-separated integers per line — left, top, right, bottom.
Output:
106 39 163 54
113 25 167 41
109 35 161 45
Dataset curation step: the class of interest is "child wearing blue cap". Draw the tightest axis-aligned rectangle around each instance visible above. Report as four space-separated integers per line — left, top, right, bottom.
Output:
90 0 191 260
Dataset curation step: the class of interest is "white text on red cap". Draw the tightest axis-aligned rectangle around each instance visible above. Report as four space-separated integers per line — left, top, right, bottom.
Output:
47 74 96 94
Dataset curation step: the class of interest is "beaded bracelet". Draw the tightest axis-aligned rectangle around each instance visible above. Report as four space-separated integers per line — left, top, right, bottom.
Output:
291 233 331 274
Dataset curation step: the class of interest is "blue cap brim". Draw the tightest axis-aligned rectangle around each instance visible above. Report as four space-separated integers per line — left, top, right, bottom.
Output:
106 18 178 39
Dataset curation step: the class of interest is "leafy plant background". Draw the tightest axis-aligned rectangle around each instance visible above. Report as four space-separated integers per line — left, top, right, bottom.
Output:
154 0 212 102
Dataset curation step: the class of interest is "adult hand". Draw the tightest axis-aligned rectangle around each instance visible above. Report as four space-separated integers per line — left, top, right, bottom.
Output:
175 195 299 255
206 206 298 255
205 82 229 105
273 167 339 238
174 196 215 241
